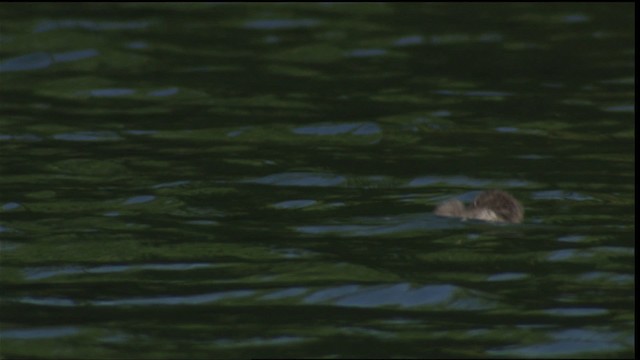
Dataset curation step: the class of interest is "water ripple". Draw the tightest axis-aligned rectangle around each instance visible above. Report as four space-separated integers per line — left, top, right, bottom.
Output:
243 172 346 187
292 122 381 136
244 19 319 30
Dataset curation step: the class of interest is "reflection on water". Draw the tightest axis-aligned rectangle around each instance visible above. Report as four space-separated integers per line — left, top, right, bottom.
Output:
16 283 498 310
0 327 80 340
243 172 347 187
488 328 632 358
23 262 215 280
0 3 634 359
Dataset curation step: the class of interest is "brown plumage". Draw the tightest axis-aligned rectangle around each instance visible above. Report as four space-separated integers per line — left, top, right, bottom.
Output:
434 189 524 224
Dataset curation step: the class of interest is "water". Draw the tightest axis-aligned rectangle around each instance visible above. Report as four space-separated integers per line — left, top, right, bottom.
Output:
0 3 634 359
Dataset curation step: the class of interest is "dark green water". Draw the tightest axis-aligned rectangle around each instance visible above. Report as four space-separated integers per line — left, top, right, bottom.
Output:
0 3 634 359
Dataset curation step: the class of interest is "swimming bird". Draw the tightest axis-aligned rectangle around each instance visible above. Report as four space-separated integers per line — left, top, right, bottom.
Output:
434 189 524 223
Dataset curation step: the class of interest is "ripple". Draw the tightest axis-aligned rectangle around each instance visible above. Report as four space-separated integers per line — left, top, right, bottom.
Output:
34 19 151 33
214 336 308 348
433 89 512 97
52 49 99 63
532 190 594 201
495 127 518 133
244 19 319 30
19 297 77 307
577 271 634 284
334 283 455 308
152 180 191 189
546 246 632 262
0 52 52 72
272 199 317 209
303 283 495 310
344 48 387 58
601 105 634 113
0 134 43 142
562 14 590 23
125 130 158 136
147 87 180 97
0 49 98 73
408 176 490 187
557 235 585 243
409 176 529 188
546 249 592 262
84 88 137 97
292 122 381 136
0 326 80 340
543 308 609 317
2 202 22 211
296 211 463 236
123 195 155 205
488 328 627 357
486 272 529 282
394 35 423 46
243 172 346 187
23 262 215 280
93 290 254 306
260 287 308 300
52 131 122 141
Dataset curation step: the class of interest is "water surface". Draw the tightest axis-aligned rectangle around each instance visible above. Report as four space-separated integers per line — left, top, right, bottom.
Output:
0 3 634 359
